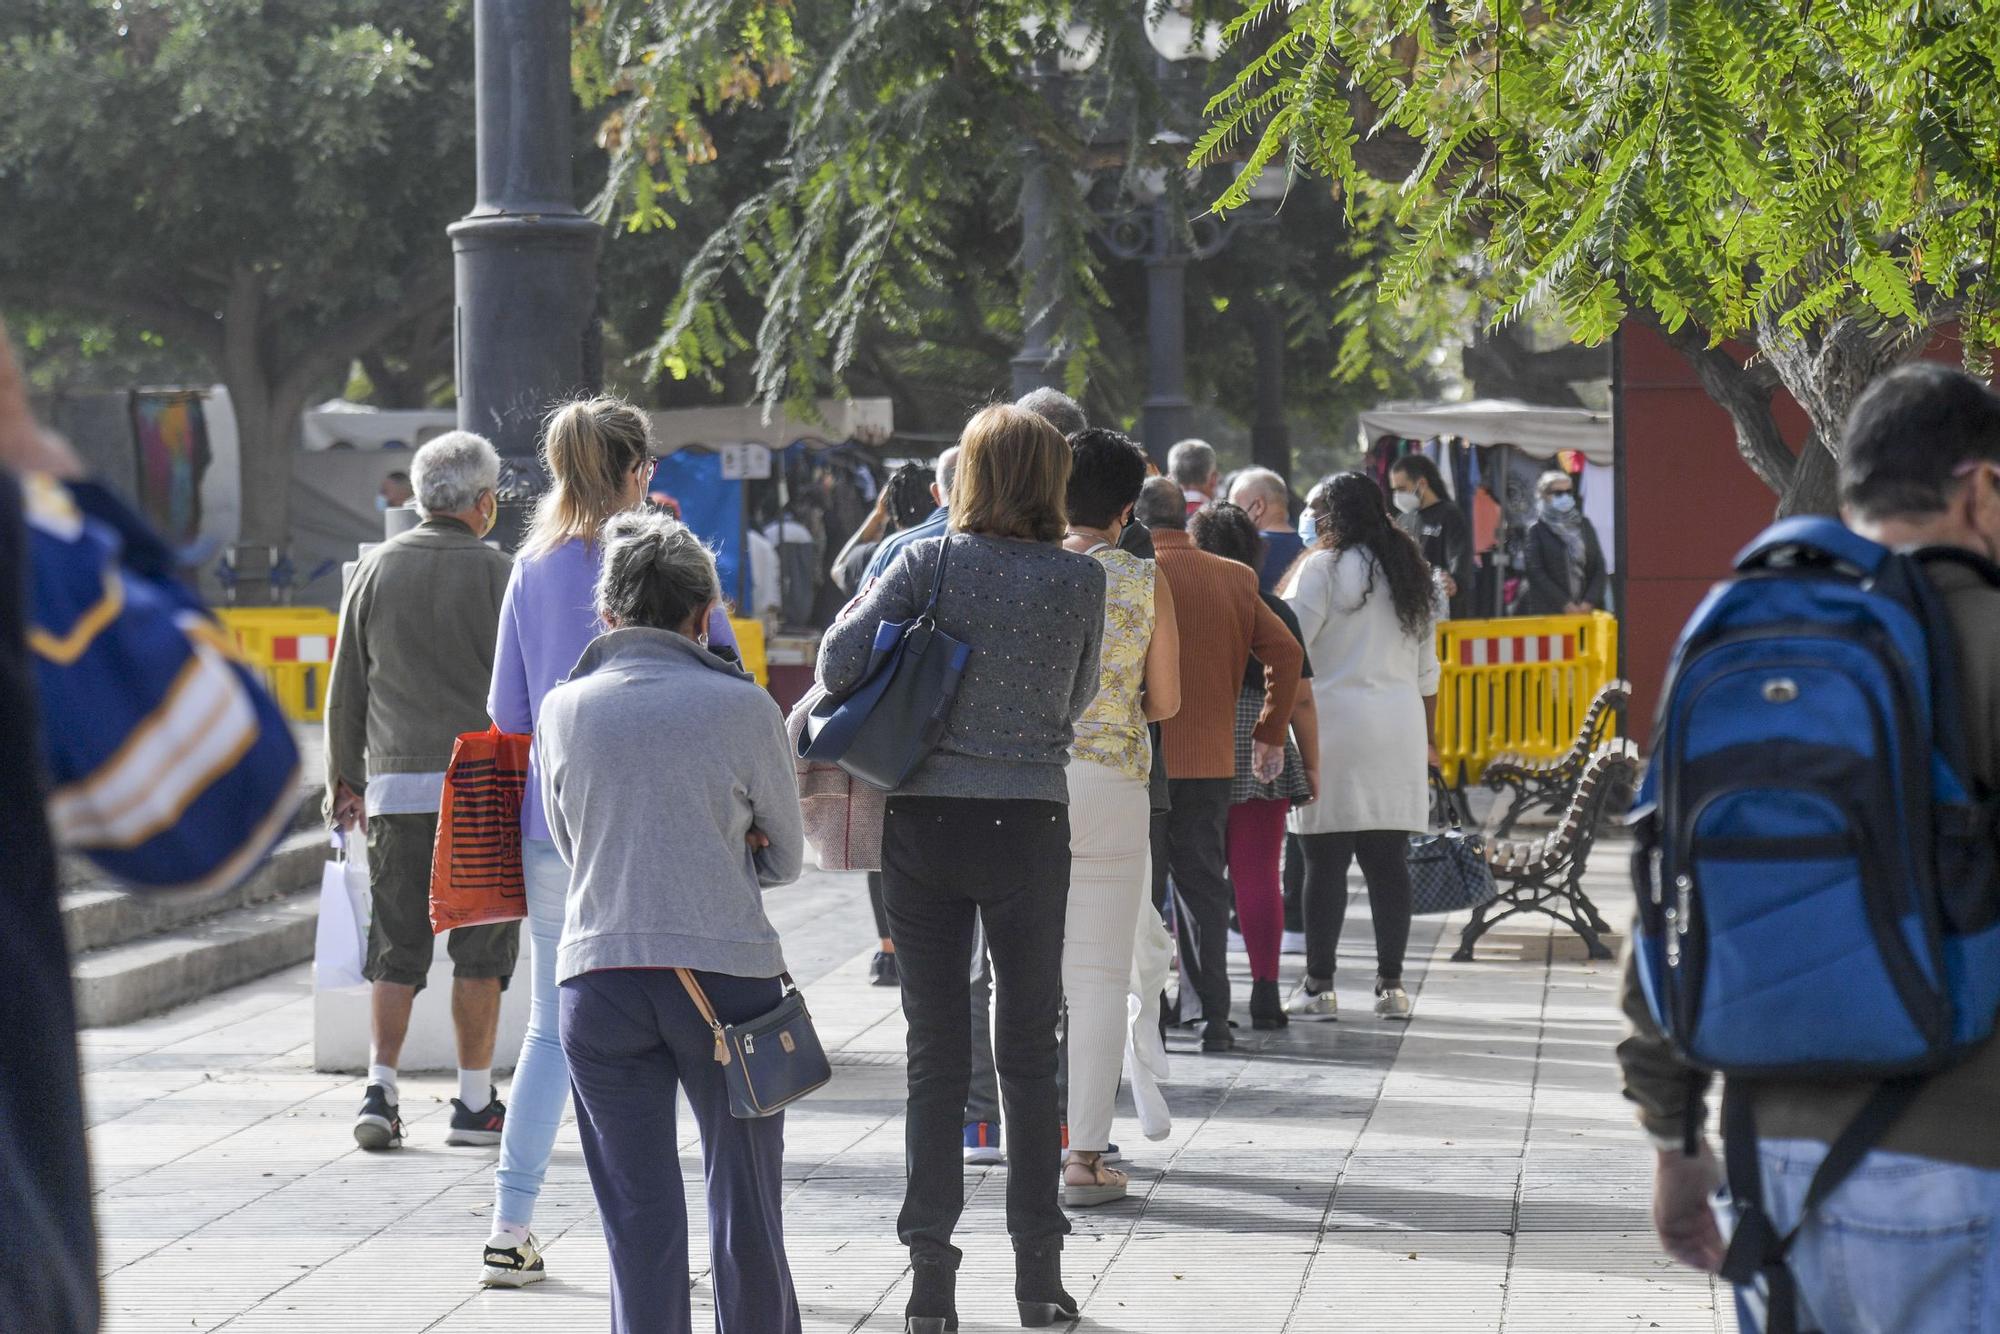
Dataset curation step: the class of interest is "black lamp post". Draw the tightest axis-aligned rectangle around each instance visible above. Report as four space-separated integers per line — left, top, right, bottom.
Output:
449 0 602 537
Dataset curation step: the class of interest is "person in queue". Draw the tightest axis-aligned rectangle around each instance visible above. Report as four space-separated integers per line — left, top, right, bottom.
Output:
1226 466 1305 594
1059 427 1179 1208
1188 502 1320 1031
480 395 738 1286
1282 472 1439 1023
1169 438 1219 515
817 405 1105 1334
1139 476 1302 1051
537 508 806 1334
325 431 520 1153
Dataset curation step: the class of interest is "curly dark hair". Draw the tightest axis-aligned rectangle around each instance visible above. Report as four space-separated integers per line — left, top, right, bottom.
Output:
1306 471 1435 639
883 462 938 533
1188 501 1264 571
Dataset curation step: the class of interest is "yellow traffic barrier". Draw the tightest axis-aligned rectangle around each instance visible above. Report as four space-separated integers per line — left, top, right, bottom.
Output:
1435 613 1618 782
729 616 769 688
215 607 340 723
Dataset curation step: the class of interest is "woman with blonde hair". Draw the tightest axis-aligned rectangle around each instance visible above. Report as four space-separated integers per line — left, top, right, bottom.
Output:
477 395 737 1287
817 404 1105 1333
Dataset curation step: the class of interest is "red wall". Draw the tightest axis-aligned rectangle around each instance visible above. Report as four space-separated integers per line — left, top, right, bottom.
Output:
1618 326 1804 740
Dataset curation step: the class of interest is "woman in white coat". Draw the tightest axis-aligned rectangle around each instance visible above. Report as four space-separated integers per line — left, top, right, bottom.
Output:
1281 472 1441 1022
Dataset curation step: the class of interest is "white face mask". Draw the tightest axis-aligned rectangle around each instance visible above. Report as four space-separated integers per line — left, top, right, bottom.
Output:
1298 511 1319 544
1393 490 1422 514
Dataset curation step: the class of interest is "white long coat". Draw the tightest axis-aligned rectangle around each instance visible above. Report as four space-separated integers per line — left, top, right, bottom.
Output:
1283 547 1441 835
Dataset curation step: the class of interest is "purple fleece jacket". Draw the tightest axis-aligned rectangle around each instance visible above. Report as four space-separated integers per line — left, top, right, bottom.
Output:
489 536 739 842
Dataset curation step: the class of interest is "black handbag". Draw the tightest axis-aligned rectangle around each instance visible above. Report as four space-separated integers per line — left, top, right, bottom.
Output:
1408 769 1500 915
676 969 832 1118
798 535 972 791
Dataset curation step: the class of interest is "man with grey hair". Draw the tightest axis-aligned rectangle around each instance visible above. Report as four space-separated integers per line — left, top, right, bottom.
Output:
1016 386 1087 438
326 429 520 1153
1227 466 1306 593
1169 439 1219 516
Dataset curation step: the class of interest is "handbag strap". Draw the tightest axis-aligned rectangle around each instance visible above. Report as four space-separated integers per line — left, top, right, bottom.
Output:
1429 766 1463 832
920 534 953 619
676 968 731 1065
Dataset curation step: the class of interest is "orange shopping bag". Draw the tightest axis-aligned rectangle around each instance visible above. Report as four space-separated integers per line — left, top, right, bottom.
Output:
429 725 532 933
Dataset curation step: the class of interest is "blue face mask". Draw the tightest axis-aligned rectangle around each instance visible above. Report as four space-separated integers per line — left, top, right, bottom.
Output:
1546 493 1576 515
1298 511 1319 544
374 494 390 512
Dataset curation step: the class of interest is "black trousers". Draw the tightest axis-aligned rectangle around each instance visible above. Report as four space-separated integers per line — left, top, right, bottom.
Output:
866 871 890 940
1298 830 1414 984
881 795 1072 1264
1155 778 1235 1027
1282 832 1305 934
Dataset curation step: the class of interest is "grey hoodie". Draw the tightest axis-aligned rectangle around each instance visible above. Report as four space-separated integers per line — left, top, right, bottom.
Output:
536 626 804 983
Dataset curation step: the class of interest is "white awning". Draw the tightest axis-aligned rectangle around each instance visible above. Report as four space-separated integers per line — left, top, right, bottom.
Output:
1357 398 1613 465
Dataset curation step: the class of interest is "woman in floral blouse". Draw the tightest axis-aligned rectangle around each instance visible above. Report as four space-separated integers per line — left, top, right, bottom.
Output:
1059 427 1181 1208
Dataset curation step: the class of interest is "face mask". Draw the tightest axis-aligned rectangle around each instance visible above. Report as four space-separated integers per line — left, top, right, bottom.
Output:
1393 490 1421 514
1298 511 1319 545
374 494 390 512
1546 493 1576 515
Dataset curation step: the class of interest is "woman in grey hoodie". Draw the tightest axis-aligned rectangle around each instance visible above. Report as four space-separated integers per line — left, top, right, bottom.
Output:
536 509 805 1334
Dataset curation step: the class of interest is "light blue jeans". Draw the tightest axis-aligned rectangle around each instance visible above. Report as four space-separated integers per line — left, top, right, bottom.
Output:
493 838 570 1230
1734 1139 2000 1333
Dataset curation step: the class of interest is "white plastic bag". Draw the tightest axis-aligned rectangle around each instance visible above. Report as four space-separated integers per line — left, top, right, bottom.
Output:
313 830 371 991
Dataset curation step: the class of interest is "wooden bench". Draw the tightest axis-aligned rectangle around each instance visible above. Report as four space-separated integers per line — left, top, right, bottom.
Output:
1454 740 1639 962
1482 678 1630 838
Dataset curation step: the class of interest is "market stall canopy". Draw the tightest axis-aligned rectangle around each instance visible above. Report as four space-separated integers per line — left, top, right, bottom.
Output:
1358 398 1612 465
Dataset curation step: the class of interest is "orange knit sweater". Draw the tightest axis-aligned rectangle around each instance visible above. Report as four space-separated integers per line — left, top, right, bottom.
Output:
1150 530 1303 780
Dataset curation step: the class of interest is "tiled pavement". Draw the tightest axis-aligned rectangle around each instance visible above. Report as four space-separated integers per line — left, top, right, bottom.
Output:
84 844 1722 1333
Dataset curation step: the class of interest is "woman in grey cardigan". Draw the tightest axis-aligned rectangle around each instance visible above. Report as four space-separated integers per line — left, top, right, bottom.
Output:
537 509 805 1334
818 405 1105 1334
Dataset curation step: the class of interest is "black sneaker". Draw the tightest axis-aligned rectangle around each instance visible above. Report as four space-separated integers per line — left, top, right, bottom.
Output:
354 1084 403 1151
870 950 900 987
446 1088 506 1146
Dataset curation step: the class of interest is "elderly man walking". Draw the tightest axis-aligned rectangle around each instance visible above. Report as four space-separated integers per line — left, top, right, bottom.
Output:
326 431 520 1152
1138 477 1302 1051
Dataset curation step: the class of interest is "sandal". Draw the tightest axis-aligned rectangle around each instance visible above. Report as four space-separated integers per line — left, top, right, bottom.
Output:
1062 1150 1129 1208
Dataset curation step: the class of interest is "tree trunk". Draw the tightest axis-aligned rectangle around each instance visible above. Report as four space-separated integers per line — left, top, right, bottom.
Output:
1778 432 1840 516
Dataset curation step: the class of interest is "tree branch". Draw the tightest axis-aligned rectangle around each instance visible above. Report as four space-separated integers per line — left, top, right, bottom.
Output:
271 264 455 410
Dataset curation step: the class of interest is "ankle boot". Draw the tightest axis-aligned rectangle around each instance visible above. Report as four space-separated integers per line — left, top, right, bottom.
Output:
905 1252 958 1333
1250 979 1289 1029
1014 1239 1078 1328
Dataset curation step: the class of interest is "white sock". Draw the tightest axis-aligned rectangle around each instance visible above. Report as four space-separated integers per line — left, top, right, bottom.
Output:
492 1220 530 1245
458 1068 492 1111
367 1064 398 1100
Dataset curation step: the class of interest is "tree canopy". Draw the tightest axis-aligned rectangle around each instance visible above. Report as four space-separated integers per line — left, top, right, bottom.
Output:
0 0 475 545
1202 0 2000 511
577 0 1440 470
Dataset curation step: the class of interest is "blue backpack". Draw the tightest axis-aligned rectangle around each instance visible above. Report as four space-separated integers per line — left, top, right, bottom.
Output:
1631 516 2000 1331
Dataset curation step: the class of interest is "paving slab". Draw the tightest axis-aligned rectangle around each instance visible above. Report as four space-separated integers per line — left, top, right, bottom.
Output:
86 839 1721 1332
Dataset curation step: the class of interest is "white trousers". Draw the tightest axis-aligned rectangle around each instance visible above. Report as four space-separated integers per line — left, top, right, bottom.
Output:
1062 757 1152 1153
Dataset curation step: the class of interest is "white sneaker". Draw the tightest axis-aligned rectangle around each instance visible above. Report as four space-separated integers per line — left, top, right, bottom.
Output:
1374 982 1413 1021
480 1230 547 1288
1280 931 1307 955
1284 980 1339 1021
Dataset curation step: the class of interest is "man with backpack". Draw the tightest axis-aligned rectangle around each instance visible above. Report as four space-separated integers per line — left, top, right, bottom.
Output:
1620 362 2000 1332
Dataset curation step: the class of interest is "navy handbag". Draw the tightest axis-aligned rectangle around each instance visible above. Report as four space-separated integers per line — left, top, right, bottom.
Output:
1408 769 1499 915
676 970 831 1118
799 535 972 791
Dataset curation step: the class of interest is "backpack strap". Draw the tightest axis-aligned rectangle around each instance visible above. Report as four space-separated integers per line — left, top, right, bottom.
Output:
1719 1076 1925 1334
1735 516 1886 578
